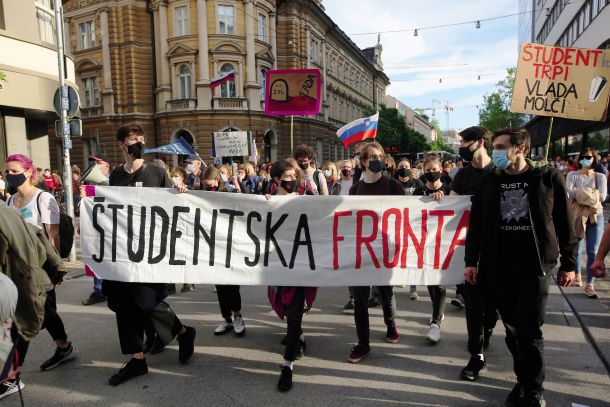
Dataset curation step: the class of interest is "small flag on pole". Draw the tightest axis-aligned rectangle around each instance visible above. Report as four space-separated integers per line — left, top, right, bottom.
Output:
210 70 236 89
144 137 197 156
336 112 379 148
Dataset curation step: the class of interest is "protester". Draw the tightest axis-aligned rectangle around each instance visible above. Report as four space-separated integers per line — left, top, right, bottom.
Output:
267 159 318 391
0 273 18 398
464 128 577 407
347 141 404 364
71 165 82 216
294 145 329 195
350 141 368 182
441 160 453 188
101 124 196 386
384 155 396 178
566 147 607 298
185 159 203 190
321 162 341 195
43 168 59 194
337 160 353 198
0 173 5 201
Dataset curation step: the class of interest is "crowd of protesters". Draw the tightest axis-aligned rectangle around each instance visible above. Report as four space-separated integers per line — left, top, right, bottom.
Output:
2 122 609 407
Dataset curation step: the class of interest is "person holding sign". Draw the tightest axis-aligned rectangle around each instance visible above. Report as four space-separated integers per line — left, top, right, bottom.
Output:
464 128 577 407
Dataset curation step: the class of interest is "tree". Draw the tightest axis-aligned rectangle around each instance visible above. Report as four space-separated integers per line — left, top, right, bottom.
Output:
428 138 455 154
362 105 430 153
479 67 526 132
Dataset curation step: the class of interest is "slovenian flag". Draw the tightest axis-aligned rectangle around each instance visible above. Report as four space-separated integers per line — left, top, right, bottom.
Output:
210 70 236 89
336 112 379 148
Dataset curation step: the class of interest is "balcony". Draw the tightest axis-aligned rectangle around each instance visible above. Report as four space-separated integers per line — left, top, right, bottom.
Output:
213 97 248 110
166 99 196 111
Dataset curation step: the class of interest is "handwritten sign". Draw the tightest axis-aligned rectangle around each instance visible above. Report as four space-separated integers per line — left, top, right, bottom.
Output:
264 69 322 116
212 131 251 157
511 42 610 121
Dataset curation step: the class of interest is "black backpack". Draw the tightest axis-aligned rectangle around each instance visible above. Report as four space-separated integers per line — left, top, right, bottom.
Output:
35 192 74 259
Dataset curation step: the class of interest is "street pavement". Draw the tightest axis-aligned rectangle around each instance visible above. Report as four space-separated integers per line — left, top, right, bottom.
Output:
3 260 610 407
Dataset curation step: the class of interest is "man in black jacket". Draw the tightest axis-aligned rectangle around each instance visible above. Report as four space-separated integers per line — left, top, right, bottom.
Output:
464 128 577 407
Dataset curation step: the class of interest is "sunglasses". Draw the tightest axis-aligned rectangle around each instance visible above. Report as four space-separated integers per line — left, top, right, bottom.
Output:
582 156 593 160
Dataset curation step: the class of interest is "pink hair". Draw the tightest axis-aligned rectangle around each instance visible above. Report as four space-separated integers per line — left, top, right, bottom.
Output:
6 154 37 182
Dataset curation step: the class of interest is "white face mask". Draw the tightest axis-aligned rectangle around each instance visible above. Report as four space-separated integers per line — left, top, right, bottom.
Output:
323 170 332 177
220 173 228 182
172 176 181 186
186 164 194 174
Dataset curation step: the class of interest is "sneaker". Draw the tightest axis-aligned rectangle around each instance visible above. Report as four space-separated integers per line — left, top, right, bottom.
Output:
167 284 176 294
181 284 193 293
385 325 400 343
460 355 486 381
0 378 24 400
108 358 148 386
584 283 598 299
82 291 106 306
367 296 382 308
40 343 78 371
506 383 524 407
295 339 307 359
451 293 465 309
347 344 370 363
214 320 233 335
277 366 293 391
519 392 546 407
233 316 246 337
344 298 355 310
483 329 493 351
426 323 441 343
572 273 583 287
409 286 419 300
178 326 196 364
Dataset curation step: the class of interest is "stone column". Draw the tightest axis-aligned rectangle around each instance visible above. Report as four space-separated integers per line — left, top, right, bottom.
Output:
99 7 115 114
269 12 277 69
157 0 171 110
243 0 260 110
195 0 212 110
306 26 311 69
322 40 328 121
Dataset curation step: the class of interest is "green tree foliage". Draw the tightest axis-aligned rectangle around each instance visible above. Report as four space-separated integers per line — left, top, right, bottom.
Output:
479 67 526 132
428 138 455 154
362 105 430 153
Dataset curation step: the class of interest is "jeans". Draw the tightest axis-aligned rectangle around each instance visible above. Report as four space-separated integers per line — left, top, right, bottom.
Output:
283 288 305 362
427 286 446 325
216 285 241 320
463 280 499 355
351 286 396 346
93 277 103 293
576 212 604 285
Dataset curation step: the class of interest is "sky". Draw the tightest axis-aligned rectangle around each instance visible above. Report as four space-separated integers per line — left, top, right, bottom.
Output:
323 0 521 131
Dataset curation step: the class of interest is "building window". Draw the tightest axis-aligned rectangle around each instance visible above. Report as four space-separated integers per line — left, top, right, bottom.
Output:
259 68 267 100
79 21 95 50
220 63 236 98
82 77 100 107
218 5 234 35
36 0 55 45
258 13 266 41
179 65 192 99
310 39 319 62
174 5 189 36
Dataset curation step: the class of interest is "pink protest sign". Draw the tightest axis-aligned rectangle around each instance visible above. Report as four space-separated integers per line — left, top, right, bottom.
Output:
264 69 322 116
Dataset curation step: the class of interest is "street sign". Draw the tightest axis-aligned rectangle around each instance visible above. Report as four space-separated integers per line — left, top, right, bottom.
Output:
64 139 72 150
53 85 80 118
55 118 82 138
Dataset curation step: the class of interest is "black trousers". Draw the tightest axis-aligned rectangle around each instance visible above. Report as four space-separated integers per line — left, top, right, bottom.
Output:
464 280 499 355
42 289 68 342
351 286 396 346
283 288 305 362
215 285 241 320
427 285 446 325
495 271 550 394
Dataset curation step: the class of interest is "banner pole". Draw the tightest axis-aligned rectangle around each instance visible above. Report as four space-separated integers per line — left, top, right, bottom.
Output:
290 115 294 154
543 116 555 163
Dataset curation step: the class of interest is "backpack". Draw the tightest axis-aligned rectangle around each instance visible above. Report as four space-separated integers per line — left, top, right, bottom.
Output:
35 192 74 259
312 170 323 195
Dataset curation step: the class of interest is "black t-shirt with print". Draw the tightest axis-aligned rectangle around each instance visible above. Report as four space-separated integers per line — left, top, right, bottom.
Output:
412 182 451 196
497 169 538 268
109 162 171 188
400 178 424 196
451 163 492 195
349 174 405 196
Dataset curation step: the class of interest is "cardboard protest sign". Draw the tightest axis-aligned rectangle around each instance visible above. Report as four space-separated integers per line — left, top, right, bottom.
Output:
80 187 472 286
511 42 610 121
264 69 322 115
212 131 251 157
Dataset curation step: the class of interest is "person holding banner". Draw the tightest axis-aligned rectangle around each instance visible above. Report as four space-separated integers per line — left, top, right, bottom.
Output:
347 141 404 364
321 162 341 195
102 124 196 386
293 145 329 196
464 128 577 407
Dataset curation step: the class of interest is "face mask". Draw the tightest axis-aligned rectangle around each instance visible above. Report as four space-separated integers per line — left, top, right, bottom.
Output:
280 179 297 193
220 173 228 182
341 169 351 177
6 173 27 189
458 142 477 161
323 170 332 177
126 142 144 159
367 159 383 174
298 162 309 171
186 163 195 173
580 158 593 168
424 171 441 183
44 171 50 176
397 168 411 178
206 185 218 192
172 176 181 186
492 149 512 170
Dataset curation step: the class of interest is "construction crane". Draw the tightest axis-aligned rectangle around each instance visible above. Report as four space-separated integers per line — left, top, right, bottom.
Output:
417 100 479 130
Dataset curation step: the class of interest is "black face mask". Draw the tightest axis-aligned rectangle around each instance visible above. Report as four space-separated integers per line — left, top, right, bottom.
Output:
6 173 27 190
459 142 476 161
126 142 144 159
367 160 383 174
280 179 297 193
298 162 309 171
341 169 351 177
424 171 442 183
397 168 411 178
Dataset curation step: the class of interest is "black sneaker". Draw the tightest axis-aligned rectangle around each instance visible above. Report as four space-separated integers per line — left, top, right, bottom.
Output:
108 358 148 386
40 343 78 371
519 392 545 407
277 366 293 391
344 298 355 310
178 326 196 364
506 383 524 407
82 291 106 306
0 378 24 400
483 329 493 351
167 284 176 294
367 296 382 308
295 339 307 360
451 293 465 309
460 355 486 381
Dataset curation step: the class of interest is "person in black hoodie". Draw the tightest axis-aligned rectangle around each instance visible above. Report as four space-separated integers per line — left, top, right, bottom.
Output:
464 128 577 407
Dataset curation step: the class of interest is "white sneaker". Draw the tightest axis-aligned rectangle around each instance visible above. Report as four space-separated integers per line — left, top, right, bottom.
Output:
214 320 233 336
426 323 441 343
233 316 246 337
409 286 419 300
0 378 24 400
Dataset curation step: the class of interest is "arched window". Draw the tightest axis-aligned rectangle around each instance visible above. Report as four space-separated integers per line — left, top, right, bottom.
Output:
259 68 267 100
179 65 191 99
220 63 237 98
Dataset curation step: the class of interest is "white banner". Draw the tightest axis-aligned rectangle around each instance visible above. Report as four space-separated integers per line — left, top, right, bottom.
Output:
213 131 250 157
80 187 472 286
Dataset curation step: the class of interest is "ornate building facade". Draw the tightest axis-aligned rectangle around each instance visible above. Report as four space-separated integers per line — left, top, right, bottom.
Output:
57 0 389 169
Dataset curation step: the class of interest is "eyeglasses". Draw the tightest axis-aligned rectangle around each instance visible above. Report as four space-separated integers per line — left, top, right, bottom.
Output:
367 155 384 161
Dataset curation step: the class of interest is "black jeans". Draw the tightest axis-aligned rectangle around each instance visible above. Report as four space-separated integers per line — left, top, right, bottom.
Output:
351 286 396 346
283 288 305 362
495 271 550 395
216 285 241 320
42 289 68 342
427 285 446 325
464 280 499 355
